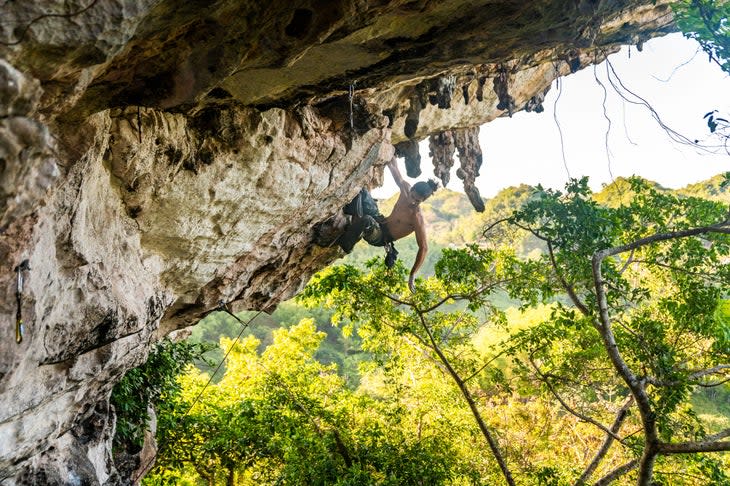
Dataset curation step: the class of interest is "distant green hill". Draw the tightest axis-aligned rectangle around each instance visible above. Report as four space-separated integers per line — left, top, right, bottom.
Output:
676 173 730 202
594 173 730 206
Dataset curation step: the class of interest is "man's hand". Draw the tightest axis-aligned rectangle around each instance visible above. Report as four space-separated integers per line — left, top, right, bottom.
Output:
408 274 416 293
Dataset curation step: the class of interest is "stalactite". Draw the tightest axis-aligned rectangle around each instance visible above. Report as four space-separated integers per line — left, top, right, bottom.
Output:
453 126 485 212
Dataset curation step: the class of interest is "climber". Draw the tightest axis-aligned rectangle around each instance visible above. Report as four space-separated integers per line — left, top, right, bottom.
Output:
338 158 438 292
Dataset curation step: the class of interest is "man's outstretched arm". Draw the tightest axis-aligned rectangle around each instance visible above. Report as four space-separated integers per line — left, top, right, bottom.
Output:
387 158 411 194
409 213 428 292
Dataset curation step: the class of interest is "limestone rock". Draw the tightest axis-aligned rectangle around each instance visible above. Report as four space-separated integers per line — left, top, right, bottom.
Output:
0 0 676 483
454 126 485 212
430 130 456 187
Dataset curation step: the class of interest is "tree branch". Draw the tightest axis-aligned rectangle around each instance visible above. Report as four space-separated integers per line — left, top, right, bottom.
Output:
631 259 723 280
529 356 626 444
595 222 730 261
415 309 517 486
697 377 730 387
689 364 730 381
593 459 639 486
591 220 730 485
383 279 508 314
576 396 634 486
655 428 730 454
547 240 591 316
645 364 730 387
617 249 635 275
462 348 510 384
482 217 513 235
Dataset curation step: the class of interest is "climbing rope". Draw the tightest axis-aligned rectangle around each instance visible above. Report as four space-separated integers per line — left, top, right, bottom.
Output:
132 301 265 482
132 208 316 481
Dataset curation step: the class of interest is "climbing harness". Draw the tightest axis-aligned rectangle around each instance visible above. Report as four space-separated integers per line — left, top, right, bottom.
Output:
14 260 30 344
341 189 399 266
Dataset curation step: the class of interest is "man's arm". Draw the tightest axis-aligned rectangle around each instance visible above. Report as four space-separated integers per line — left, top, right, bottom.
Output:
409 212 428 292
387 158 411 194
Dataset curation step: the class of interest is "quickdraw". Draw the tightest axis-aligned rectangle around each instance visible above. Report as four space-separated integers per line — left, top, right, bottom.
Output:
14 260 30 344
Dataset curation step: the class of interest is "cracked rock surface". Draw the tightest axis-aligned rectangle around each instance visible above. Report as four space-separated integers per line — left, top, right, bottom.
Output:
0 0 675 483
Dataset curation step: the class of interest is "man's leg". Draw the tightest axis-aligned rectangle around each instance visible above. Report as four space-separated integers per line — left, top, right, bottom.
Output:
360 190 384 221
361 215 381 243
337 216 365 253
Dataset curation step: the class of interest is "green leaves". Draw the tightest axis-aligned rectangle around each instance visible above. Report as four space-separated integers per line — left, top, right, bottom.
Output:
301 175 730 484
111 340 212 449
673 0 730 75
148 319 470 485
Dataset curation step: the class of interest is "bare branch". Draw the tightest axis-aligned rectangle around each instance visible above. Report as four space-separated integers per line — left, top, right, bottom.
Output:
482 217 513 235
511 220 549 242
576 397 634 486
630 259 723 280
463 348 510 384
596 222 730 262
422 280 509 313
383 280 511 314
697 377 730 387
415 310 517 486
646 364 730 387
591 220 730 485
688 364 730 381
705 428 730 442
593 459 639 486
658 429 730 454
529 356 625 443
440 309 470 343
617 249 634 275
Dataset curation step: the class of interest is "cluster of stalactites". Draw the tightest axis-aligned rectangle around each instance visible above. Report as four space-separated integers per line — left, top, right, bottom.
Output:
429 127 484 212
391 65 542 212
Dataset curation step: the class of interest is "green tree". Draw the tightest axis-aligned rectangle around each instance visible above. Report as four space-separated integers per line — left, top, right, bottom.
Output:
148 320 468 485
673 1 730 152
503 177 730 485
111 339 211 448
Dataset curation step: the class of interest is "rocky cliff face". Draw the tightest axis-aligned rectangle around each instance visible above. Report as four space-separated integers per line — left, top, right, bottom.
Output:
0 1 674 483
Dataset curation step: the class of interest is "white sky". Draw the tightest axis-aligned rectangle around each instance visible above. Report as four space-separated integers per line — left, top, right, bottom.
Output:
373 33 729 199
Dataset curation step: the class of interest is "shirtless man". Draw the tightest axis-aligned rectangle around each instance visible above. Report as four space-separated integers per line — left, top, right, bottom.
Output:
338 158 438 292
